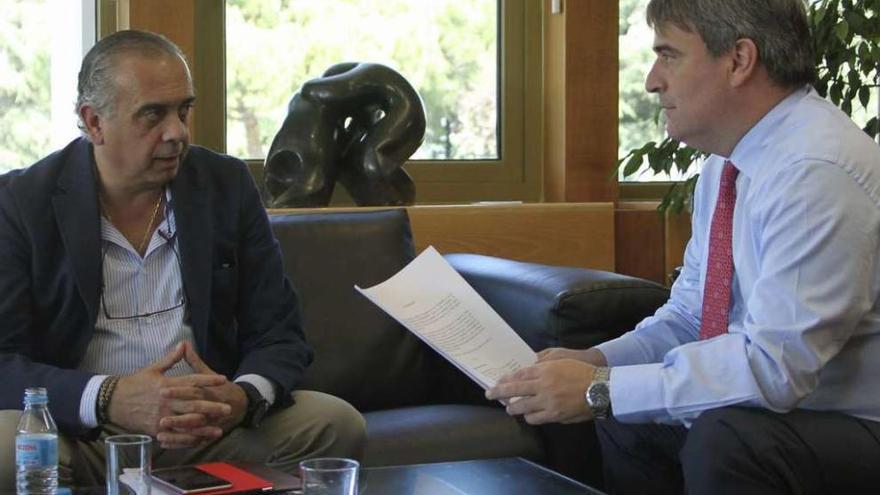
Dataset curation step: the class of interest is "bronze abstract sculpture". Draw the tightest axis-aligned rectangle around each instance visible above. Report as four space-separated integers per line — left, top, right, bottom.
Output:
262 62 427 207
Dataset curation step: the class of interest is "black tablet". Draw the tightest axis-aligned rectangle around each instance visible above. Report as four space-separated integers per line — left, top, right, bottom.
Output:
151 466 233 494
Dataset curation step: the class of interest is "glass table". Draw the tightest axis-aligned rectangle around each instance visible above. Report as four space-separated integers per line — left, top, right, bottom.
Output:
75 456 605 494
353 457 605 495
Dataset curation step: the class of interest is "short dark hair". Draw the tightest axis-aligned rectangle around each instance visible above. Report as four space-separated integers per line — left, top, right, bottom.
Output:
75 30 190 130
647 0 815 88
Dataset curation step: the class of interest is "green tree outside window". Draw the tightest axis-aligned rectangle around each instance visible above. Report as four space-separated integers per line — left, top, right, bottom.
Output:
226 0 498 162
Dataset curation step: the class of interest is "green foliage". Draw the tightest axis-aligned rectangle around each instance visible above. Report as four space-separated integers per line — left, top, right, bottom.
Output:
0 1 52 170
225 0 497 161
618 0 672 184
810 0 880 132
618 0 880 213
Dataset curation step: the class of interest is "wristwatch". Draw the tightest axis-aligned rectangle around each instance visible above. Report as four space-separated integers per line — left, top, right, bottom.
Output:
585 367 611 419
238 382 270 428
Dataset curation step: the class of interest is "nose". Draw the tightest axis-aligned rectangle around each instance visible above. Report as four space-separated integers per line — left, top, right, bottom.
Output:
645 60 663 94
162 114 189 143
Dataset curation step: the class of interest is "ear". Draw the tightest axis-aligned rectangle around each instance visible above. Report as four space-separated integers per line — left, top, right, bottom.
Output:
79 105 105 145
728 38 760 87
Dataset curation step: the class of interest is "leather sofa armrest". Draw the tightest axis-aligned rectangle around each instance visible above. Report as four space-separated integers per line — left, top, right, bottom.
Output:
444 253 670 351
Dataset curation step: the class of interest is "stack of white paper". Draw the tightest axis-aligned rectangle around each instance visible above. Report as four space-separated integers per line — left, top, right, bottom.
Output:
356 246 536 390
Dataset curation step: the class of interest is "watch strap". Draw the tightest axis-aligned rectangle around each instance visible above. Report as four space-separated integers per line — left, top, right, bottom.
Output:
593 366 610 384
238 381 269 428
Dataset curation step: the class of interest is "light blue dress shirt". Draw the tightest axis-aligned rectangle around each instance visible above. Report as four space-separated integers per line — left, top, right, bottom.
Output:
597 87 880 426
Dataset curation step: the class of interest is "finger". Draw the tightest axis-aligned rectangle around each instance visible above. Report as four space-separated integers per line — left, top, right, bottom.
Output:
485 380 537 401
499 366 543 386
168 399 232 418
164 373 228 389
183 342 215 375
493 374 514 386
151 342 186 373
179 425 224 439
494 367 536 387
160 385 210 401
159 413 208 430
506 396 543 417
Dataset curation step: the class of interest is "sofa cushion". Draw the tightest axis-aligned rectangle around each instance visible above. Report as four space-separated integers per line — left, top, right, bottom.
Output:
446 253 670 350
363 405 544 467
269 209 435 411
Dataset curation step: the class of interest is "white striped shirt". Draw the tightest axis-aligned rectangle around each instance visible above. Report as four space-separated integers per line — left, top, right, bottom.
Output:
77 190 274 427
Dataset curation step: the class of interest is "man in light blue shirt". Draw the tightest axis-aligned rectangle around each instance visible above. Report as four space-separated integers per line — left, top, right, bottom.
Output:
488 0 880 493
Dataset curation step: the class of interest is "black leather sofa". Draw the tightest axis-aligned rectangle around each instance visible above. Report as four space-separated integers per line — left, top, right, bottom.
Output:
269 208 669 486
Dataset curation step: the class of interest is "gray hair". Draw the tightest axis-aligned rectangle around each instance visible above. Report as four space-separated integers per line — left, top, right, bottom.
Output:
76 30 190 130
646 0 815 88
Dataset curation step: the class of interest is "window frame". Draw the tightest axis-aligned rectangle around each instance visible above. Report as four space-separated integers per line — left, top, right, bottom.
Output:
195 0 543 205
99 1 671 204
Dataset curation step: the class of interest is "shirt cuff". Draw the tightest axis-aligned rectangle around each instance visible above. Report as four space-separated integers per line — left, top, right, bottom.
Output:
234 374 277 406
609 363 667 424
79 375 109 428
595 336 639 367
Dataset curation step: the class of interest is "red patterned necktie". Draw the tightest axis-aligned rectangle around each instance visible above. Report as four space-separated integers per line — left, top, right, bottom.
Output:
699 160 739 340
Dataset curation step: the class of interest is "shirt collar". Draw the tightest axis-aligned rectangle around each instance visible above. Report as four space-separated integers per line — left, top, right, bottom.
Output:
724 85 813 178
100 186 176 248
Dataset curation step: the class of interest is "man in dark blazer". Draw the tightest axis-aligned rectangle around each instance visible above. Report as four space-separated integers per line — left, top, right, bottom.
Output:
0 30 364 488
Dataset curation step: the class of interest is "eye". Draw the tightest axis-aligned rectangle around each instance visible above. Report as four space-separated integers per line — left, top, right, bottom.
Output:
143 109 161 125
179 103 193 122
660 49 679 63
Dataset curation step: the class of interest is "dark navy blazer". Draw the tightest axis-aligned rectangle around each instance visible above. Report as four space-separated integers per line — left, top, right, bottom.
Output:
0 138 312 436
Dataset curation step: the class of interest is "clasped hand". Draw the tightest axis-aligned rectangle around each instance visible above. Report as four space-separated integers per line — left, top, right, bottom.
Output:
485 348 597 425
108 342 248 449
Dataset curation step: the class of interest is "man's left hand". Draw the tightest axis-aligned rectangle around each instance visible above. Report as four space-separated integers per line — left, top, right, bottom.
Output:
485 359 596 425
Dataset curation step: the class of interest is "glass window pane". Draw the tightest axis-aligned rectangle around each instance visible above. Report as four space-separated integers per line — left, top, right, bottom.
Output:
0 0 90 173
226 0 499 161
618 0 695 182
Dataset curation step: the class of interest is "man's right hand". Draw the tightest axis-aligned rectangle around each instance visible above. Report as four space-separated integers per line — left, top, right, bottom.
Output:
107 343 230 448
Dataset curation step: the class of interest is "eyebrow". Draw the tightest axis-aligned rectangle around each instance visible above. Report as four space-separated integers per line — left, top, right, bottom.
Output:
653 44 682 56
135 96 197 117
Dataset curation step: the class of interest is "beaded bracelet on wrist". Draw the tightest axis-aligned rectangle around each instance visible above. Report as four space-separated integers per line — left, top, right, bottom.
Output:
96 375 120 425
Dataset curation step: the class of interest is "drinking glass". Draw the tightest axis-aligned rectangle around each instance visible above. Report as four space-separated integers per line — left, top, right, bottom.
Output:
299 457 359 495
106 434 151 495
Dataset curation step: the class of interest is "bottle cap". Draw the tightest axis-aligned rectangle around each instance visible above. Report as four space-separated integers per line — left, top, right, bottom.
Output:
23 387 49 406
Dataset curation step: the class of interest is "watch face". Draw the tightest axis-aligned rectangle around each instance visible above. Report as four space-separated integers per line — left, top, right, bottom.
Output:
588 382 610 409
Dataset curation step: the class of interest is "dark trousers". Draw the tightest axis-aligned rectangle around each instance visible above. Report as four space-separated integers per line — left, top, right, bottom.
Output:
595 407 880 495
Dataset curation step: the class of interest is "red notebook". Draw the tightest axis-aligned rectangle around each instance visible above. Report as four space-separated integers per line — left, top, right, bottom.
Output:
194 462 274 494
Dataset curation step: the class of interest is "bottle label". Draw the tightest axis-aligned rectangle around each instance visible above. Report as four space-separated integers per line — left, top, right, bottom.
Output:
16 434 58 468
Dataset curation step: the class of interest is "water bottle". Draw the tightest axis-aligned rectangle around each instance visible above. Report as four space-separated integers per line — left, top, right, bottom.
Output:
15 387 59 495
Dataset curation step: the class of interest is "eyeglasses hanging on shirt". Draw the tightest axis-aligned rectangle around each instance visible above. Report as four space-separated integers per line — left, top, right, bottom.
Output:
99 227 189 320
